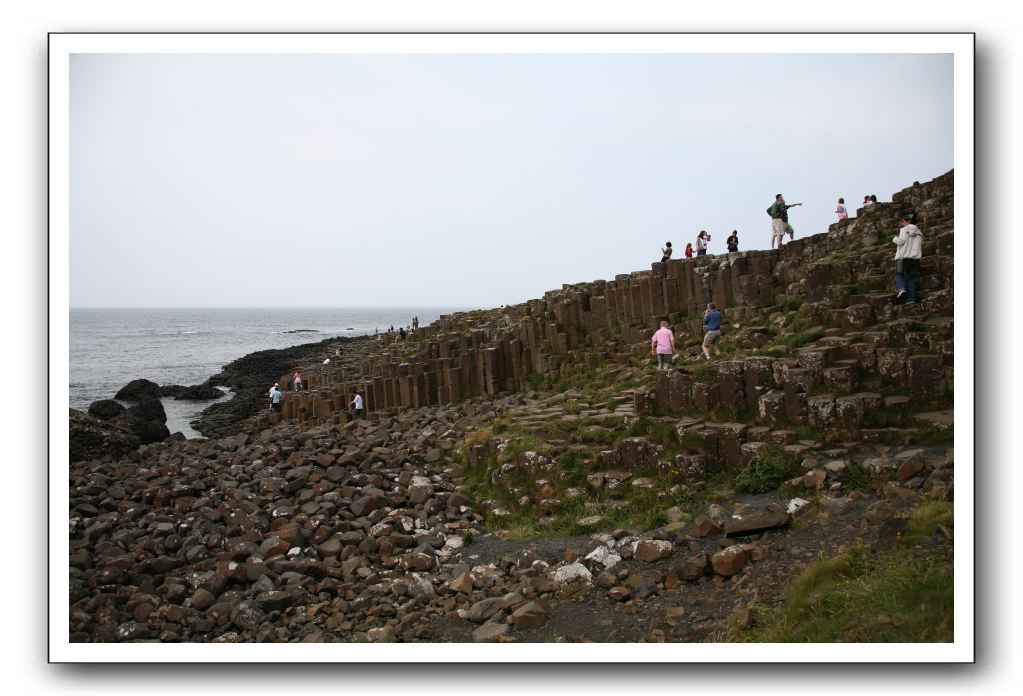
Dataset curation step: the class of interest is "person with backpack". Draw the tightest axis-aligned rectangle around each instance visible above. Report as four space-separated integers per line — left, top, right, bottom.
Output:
893 212 924 304
660 241 673 263
767 194 802 249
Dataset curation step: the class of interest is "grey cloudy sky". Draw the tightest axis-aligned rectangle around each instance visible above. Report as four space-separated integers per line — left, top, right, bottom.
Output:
70 52 953 308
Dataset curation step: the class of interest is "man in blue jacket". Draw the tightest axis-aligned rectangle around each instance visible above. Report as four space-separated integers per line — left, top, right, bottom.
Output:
702 303 724 360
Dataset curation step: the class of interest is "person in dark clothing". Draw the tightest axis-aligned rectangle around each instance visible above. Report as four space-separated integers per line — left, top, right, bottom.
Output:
661 241 673 263
768 194 802 248
702 303 723 360
726 230 739 253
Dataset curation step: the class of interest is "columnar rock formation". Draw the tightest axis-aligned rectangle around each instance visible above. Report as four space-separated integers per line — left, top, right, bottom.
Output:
270 171 953 439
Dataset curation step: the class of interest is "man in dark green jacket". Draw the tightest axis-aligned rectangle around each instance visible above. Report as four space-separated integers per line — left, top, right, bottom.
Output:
768 194 802 249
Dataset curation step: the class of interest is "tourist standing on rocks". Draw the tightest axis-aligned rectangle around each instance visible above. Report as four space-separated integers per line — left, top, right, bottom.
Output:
893 212 923 304
696 230 710 256
270 385 282 412
702 303 724 360
268 383 279 410
767 194 801 249
650 320 676 370
870 194 879 205
399 327 407 341
661 241 673 262
293 371 303 391
350 392 364 419
726 230 739 253
863 194 873 208
836 198 848 220
684 242 694 258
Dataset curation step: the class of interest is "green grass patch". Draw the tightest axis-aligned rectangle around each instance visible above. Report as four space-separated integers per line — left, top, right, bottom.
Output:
735 504 954 642
734 444 799 494
771 329 826 351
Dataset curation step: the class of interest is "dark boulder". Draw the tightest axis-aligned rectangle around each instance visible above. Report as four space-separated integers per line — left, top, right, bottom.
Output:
87 399 125 420
128 397 167 424
115 379 162 401
69 408 141 462
174 383 225 401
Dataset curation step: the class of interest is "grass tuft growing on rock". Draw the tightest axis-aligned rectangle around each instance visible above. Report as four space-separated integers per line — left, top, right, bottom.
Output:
734 444 799 494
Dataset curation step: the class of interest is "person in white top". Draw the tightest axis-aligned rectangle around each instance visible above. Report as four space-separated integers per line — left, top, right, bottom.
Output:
835 198 848 220
350 392 365 419
893 213 924 304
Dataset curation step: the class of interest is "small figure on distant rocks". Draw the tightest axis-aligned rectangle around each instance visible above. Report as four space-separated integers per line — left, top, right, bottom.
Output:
268 383 279 410
650 320 676 371
696 230 711 256
863 195 873 208
660 241 673 262
767 194 801 249
836 197 848 220
270 384 282 412
413 316 419 330
350 392 364 420
684 242 694 259
870 194 878 205
726 230 739 253
293 371 303 391
335 343 343 357
893 212 923 304
399 327 407 341
702 302 723 360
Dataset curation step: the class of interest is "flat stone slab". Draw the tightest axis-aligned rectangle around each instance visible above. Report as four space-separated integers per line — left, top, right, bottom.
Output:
913 410 954 429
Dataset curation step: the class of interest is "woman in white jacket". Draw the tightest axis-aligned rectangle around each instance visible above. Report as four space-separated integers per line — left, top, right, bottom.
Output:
893 213 924 303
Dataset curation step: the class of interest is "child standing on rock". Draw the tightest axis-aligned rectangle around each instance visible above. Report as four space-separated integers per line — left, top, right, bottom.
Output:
293 371 303 391
684 242 694 259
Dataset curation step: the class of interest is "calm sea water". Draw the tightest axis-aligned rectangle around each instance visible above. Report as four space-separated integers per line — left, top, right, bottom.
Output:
70 307 466 437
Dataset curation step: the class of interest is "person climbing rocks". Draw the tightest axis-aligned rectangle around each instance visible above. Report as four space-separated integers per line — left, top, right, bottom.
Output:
893 212 924 304
767 194 801 249
696 230 711 256
270 384 282 412
293 371 303 391
702 302 723 360
836 197 848 220
350 392 364 420
661 241 673 263
684 242 694 259
726 230 739 253
650 320 676 371
268 383 279 410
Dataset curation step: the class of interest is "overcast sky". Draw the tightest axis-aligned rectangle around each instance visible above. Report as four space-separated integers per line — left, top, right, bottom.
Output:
70 52 953 308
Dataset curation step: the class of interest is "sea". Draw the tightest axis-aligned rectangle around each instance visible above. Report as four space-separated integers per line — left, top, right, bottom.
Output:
69 307 467 438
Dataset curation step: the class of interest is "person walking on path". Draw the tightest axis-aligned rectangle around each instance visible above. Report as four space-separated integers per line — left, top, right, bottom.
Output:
767 194 801 249
702 303 724 360
696 230 711 256
350 392 365 420
650 321 676 371
660 241 673 263
836 198 848 220
293 371 303 391
893 212 923 304
270 385 283 412
684 242 694 259
726 230 739 253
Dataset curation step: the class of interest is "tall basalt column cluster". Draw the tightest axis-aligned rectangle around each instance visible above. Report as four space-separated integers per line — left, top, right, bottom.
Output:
264 171 954 430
